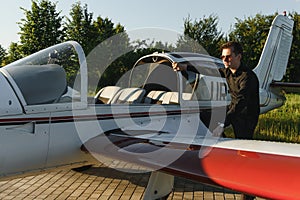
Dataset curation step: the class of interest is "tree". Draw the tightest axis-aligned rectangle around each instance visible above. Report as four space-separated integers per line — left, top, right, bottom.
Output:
64 2 98 55
0 45 6 66
18 0 64 56
228 13 276 69
93 16 124 44
178 14 225 57
87 30 132 91
64 2 133 92
3 43 23 65
229 12 300 82
285 12 300 82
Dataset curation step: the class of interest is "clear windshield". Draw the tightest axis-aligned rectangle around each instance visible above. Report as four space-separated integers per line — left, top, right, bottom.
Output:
3 41 87 106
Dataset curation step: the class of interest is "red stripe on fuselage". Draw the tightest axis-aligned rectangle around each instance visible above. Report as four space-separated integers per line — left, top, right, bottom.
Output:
0 108 197 125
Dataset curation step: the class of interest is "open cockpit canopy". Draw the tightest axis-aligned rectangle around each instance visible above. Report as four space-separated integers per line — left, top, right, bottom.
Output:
1 41 87 110
128 52 226 102
130 52 224 88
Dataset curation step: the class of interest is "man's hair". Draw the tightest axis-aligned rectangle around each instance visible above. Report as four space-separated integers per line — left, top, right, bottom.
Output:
221 41 243 55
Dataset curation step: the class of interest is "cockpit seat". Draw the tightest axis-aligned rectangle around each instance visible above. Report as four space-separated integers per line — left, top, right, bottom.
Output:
110 88 146 104
144 90 166 104
162 92 193 104
162 92 179 104
94 86 121 104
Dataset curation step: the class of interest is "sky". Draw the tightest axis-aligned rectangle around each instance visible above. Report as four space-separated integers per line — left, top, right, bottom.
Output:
1 0 299 49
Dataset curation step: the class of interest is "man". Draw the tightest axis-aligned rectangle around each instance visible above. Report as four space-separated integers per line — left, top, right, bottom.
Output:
173 41 260 139
217 41 260 139
173 42 259 200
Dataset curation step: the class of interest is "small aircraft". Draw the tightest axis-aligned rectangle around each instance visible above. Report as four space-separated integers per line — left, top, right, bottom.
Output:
0 14 299 199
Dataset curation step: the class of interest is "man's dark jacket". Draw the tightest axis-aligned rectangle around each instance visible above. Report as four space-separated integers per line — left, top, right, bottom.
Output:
218 65 260 127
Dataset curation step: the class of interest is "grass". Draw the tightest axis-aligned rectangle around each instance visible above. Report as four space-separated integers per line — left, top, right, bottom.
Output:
225 94 300 143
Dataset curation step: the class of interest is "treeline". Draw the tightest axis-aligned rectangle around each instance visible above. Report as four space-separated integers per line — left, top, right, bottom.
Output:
0 0 299 84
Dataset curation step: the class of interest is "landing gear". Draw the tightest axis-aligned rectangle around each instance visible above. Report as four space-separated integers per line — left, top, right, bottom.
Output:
143 171 174 200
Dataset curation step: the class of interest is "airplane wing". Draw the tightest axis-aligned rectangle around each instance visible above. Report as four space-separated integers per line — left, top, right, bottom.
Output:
82 129 300 199
270 81 300 93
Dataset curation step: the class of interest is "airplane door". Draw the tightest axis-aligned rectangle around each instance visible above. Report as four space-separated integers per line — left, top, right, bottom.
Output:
0 114 50 177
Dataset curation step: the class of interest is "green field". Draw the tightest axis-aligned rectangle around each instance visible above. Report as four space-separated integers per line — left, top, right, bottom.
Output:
225 94 300 143
255 94 300 143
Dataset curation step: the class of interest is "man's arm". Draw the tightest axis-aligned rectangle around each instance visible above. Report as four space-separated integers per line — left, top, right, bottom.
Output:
172 62 200 73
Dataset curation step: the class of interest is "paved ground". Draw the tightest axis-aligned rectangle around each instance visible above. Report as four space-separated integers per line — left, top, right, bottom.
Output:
0 163 262 200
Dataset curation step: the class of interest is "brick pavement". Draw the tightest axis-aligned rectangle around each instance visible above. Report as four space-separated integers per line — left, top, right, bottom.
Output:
0 163 262 200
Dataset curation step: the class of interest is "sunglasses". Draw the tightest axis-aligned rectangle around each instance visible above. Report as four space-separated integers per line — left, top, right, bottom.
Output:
220 55 232 60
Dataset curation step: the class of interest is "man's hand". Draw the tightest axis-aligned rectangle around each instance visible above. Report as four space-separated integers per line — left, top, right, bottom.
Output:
212 124 224 137
172 62 187 71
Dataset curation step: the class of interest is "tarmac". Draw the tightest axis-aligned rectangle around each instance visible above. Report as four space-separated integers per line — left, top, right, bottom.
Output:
0 162 263 200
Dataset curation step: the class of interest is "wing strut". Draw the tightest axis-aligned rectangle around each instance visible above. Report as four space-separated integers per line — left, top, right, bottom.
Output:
143 171 174 200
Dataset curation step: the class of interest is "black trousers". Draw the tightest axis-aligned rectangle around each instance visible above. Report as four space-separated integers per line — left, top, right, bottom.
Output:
231 116 258 139
231 116 258 200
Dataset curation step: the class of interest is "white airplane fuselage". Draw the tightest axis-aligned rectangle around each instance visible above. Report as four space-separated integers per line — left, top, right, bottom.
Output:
0 100 203 179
